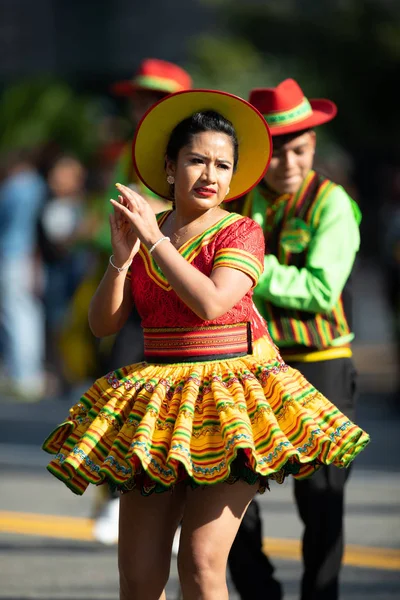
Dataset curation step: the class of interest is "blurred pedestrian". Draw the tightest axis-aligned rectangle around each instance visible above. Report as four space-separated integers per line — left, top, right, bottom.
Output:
228 79 363 600
89 58 192 545
42 89 368 600
0 149 47 400
38 155 91 396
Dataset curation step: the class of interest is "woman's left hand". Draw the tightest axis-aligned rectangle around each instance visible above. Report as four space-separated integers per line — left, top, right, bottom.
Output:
110 183 163 248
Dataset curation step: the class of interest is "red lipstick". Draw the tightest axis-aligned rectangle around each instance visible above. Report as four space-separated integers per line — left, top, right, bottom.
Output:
195 186 217 197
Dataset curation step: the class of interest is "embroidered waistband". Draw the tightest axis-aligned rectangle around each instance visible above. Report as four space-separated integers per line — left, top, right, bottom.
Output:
143 323 252 363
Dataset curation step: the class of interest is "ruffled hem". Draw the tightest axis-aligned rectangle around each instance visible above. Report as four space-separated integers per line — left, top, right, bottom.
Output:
43 350 369 496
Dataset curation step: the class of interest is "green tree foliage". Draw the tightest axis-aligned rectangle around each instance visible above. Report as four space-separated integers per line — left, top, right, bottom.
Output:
222 0 400 154
0 79 103 161
185 35 285 99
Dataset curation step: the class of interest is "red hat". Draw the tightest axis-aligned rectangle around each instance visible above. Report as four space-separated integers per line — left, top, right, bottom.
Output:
249 79 337 135
111 58 192 97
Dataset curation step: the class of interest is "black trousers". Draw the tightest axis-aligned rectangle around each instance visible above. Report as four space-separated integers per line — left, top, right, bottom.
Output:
228 357 357 600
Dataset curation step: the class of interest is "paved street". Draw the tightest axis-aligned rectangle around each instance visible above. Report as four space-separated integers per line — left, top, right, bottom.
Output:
0 262 399 599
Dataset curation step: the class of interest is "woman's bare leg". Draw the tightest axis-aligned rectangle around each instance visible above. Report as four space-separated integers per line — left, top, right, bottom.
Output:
118 483 185 600
178 480 258 600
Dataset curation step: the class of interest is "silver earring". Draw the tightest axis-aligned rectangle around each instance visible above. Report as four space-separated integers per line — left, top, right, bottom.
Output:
225 187 230 196
167 175 175 185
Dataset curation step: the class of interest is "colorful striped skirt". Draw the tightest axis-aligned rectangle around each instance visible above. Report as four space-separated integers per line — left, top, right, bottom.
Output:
42 324 369 495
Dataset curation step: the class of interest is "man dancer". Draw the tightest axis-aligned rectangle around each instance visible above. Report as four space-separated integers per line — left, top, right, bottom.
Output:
228 79 361 600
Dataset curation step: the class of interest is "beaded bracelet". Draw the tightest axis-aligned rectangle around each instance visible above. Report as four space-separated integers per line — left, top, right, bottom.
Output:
109 255 132 273
149 236 171 255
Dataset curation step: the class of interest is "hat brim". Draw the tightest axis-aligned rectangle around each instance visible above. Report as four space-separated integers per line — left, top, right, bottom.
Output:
132 90 272 202
269 99 337 135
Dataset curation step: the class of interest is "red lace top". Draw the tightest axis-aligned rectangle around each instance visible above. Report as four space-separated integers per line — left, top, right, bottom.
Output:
129 211 268 339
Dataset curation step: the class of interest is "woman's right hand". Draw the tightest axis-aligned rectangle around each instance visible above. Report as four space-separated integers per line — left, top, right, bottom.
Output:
109 194 141 267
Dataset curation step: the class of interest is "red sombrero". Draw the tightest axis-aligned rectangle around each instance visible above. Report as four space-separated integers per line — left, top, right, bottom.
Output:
111 58 192 97
249 78 337 135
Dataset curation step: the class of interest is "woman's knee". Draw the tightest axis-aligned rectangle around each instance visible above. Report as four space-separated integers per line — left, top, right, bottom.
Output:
178 542 225 587
119 554 169 598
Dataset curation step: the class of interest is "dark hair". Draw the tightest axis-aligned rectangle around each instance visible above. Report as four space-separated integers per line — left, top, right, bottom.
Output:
272 128 314 150
166 110 239 172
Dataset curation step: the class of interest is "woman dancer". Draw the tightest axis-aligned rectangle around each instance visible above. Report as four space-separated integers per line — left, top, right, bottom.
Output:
43 90 369 600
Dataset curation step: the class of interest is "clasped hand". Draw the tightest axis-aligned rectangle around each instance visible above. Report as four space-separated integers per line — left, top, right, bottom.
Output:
110 183 162 266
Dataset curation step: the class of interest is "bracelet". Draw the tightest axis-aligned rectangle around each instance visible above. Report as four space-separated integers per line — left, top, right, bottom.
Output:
149 236 170 254
109 255 132 273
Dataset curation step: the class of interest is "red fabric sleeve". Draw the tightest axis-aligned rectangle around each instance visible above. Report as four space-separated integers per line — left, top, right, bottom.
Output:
212 216 265 287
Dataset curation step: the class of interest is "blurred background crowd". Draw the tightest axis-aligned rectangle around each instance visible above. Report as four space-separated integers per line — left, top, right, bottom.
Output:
0 0 399 402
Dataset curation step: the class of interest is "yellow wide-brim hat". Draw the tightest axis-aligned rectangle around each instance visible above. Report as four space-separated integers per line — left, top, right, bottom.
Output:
132 89 272 202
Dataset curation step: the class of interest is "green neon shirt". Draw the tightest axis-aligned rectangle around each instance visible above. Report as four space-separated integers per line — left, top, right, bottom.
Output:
253 184 361 314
